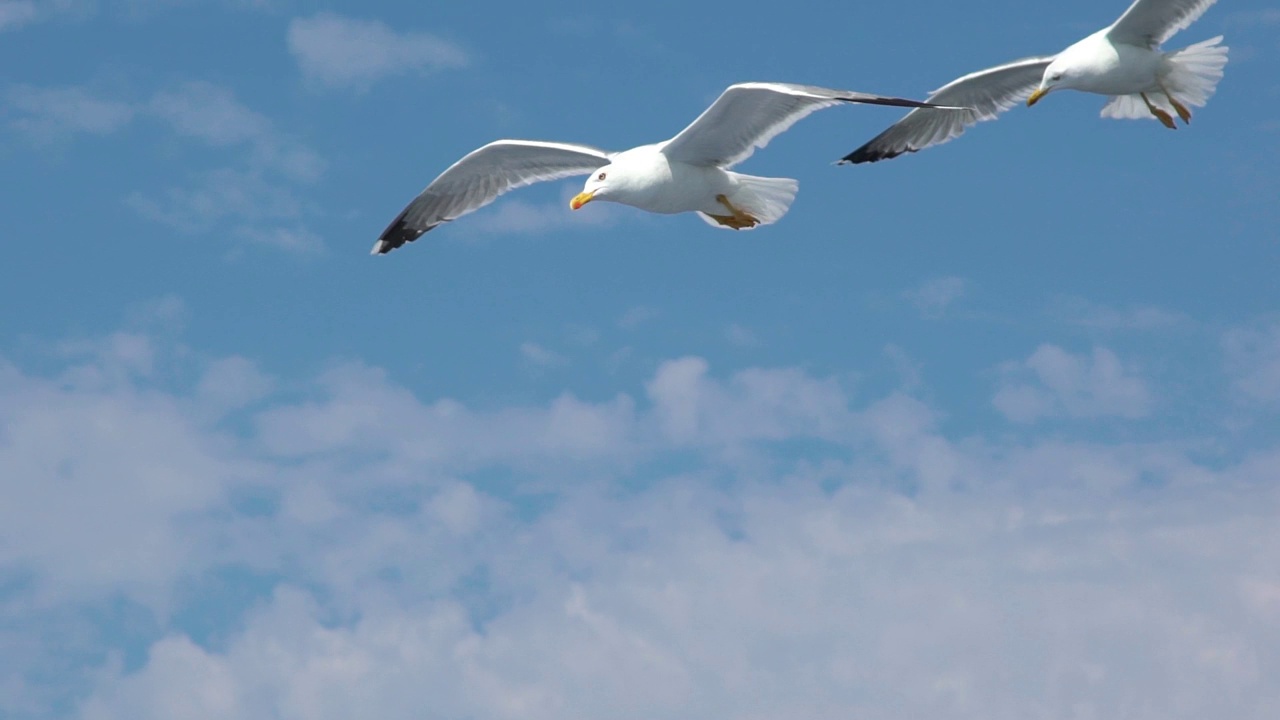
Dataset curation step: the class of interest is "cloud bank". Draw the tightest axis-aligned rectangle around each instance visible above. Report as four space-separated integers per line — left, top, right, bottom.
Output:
3 309 1279 719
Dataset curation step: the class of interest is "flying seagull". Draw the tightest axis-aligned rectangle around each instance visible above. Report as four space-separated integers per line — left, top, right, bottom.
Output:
841 0 1228 164
372 82 959 254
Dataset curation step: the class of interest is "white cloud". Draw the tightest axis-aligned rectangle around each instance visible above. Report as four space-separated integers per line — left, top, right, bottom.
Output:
71 438 1280 720
1224 321 1280 403
645 356 851 446
287 12 469 90
993 345 1152 423
903 276 967 318
5 317 1280 717
0 358 237 607
193 355 273 414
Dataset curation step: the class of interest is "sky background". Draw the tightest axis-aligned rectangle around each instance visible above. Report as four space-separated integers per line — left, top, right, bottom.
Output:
2 0 1279 717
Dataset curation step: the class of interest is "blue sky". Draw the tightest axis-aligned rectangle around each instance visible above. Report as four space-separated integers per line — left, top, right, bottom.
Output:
2 0 1279 717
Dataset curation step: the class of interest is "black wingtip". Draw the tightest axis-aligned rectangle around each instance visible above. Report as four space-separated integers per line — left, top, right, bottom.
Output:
839 145 913 165
371 209 431 255
840 95 960 111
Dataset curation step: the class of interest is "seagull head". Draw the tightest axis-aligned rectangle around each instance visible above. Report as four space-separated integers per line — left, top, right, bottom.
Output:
571 166 614 210
1028 62 1071 106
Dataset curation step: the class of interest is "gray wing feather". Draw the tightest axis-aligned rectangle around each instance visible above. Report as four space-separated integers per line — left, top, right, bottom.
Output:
1108 0 1218 46
661 82 950 168
840 56 1055 164
373 140 611 254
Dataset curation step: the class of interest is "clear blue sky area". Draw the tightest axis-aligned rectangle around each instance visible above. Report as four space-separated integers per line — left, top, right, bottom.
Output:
2 1 1278 717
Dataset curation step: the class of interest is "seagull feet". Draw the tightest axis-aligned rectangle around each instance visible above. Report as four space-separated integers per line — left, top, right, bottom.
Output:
1168 95 1192 124
709 194 759 230
1142 92 1177 130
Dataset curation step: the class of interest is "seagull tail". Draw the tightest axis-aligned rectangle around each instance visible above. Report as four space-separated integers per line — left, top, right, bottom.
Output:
1101 37 1227 122
723 173 799 228
1163 35 1228 108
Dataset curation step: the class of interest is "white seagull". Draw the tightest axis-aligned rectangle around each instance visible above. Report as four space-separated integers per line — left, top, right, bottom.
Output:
372 82 956 254
841 0 1228 164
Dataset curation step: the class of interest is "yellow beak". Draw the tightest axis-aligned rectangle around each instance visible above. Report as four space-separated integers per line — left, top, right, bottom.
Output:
570 190 595 210
1026 88 1048 107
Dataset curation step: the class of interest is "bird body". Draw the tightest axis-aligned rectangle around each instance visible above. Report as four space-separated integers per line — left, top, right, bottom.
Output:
842 0 1228 164
373 83 958 254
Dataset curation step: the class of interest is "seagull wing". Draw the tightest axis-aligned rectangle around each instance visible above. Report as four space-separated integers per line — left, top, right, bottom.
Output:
373 140 612 254
839 56 1055 164
660 82 951 168
1108 0 1218 46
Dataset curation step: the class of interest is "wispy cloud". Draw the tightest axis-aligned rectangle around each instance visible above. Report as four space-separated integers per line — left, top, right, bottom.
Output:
287 12 469 90
5 78 325 253
1 0 273 34
724 323 759 347
1053 296 1191 332
520 341 568 369
126 167 307 233
617 305 659 329
1224 321 1280 403
467 189 618 237
903 276 967 319
147 81 271 146
1223 9 1280 30
993 345 1152 423
143 80 325 182
0 0 36 32
4 84 135 142
133 82 324 252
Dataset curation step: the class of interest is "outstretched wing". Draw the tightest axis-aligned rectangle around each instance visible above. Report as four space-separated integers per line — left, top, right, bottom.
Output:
840 56 1054 164
660 82 953 168
1108 0 1218 47
373 140 611 254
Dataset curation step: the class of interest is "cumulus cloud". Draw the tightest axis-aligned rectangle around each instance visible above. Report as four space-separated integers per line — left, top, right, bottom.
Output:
287 12 469 90
645 356 851 446
4 317 1280 718
993 345 1152 423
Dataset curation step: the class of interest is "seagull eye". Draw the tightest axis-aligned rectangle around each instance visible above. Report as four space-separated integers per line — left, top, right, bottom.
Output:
1051 73 1063 82
596 172 607 181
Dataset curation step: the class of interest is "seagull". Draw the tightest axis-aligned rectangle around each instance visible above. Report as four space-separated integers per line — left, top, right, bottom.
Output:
841 0 1228 164
372 82 957 254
